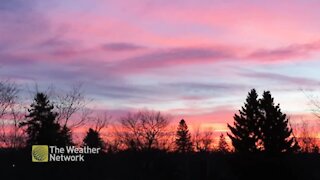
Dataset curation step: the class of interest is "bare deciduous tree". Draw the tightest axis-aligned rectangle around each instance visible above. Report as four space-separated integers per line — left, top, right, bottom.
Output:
193 127 214 152
157 125 176 151
295 120 319 153
55 84 90 129
118 110 170 151
7 104 26 148
88 112 111 133
0 81 18 117
0 81 25 148
106 134 123 153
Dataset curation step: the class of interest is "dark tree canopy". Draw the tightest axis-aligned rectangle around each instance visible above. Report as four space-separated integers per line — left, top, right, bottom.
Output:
259 91 299 153
60 125 74 146
20 93 72 146
175 119 193 153
228 89 260 153
83 128 105 150
228 89 300 154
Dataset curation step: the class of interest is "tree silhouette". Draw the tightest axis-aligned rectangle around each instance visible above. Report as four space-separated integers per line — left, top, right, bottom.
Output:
21 93 71 146
296 121 319 153
217 133 229 153
83 128 105 150
228 89 300 154
193 128 213 152
118 110 170 151
259 91 299 153
55 84 89 129
59 125 74 146
227 89 261 153
0 81 25 148
175 119 193 153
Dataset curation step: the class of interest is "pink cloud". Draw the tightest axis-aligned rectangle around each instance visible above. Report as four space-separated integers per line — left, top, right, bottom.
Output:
247 41 320 61
2 0 320 133
100 1 320 48
239 71 320 87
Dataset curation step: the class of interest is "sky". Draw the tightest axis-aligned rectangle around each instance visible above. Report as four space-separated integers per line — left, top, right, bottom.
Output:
1 0 320 132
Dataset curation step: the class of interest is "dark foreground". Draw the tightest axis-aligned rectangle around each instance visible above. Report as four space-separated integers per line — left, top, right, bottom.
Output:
0 149 319 180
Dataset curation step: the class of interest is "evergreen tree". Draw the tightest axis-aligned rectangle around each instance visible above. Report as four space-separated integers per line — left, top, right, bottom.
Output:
227 89 261 153
21 93 70 146
217 133 229 153
83 128 105 150
259 91 299 153
59 125 74 146
175 119 193 153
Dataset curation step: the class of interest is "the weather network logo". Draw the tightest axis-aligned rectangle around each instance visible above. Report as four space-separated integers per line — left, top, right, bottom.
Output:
32 145 49 162
31 145 100 162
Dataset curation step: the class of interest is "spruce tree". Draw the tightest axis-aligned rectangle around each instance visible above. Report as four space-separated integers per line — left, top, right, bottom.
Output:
83 128 105 150
59 125 74 146
259 91 299 153
227 89 261 153
21 93 69 146
175 119 193 153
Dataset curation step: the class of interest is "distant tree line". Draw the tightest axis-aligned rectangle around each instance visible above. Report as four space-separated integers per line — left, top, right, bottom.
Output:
0 80 318 154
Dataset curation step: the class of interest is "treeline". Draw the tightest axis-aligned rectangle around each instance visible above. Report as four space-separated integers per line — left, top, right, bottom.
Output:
0 80 319 154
